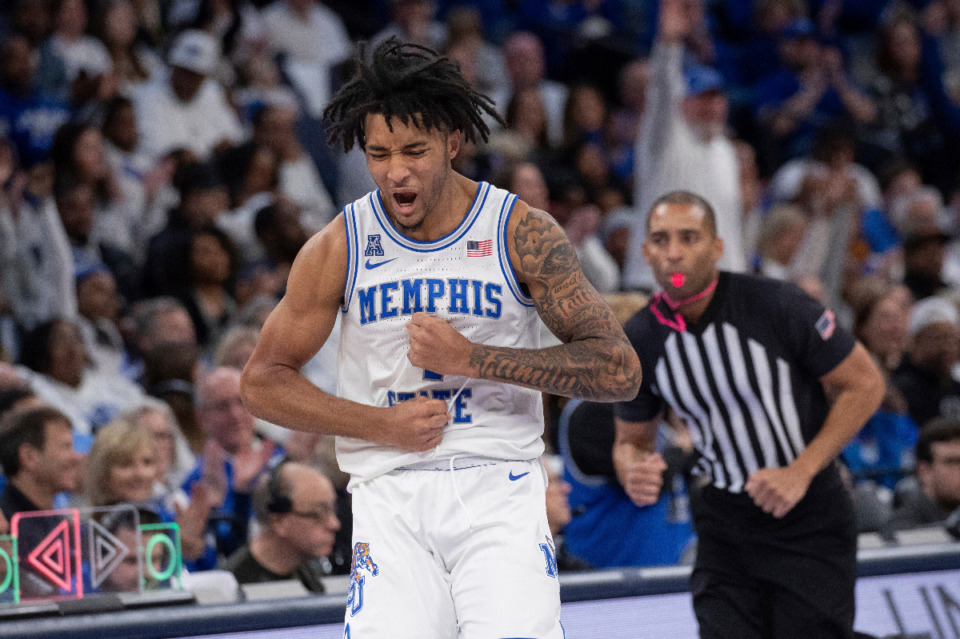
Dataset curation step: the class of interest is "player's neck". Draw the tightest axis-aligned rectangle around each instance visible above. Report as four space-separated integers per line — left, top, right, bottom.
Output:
397 173 478 242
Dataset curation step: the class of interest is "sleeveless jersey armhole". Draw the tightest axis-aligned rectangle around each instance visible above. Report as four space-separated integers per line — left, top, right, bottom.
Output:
341 202 360 312
497 194 535 307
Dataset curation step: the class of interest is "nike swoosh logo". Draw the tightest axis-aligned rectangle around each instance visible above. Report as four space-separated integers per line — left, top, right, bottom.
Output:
508 471 530 481
365 258 397 269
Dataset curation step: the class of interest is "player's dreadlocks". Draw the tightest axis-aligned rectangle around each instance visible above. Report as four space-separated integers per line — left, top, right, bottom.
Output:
323 37 504 152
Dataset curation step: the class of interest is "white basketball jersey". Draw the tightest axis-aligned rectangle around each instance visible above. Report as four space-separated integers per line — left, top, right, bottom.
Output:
336 182 545 488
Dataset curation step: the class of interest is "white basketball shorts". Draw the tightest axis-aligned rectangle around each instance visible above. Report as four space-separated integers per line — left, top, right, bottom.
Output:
343 457 564 639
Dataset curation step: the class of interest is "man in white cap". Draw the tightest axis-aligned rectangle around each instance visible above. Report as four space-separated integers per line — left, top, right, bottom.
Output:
132 29 245 161
892 296 960 428
622 0 745 292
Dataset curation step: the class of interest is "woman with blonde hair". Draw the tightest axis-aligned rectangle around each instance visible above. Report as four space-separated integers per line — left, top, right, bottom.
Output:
85 416 215 562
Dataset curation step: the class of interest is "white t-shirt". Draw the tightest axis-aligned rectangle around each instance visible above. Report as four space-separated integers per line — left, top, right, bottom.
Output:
133 72 246 161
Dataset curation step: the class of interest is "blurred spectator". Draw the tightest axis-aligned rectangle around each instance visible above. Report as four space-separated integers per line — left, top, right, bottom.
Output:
892 295 960 428
84 415 161 506
215 141 279 263
94 507 166 593
734 0 807 88
858 159 923 277
442 6 508 99
623 0 745 291
561 84 607 151
132 29 244 161
38 0 114 108
843 277 918 489
50 121 135 255
0 385 40 417
260 0 351 118
610 58 649 148
182 367 278 567
90 0 163 96
848 277 913 374
75 264 125 375
0 405 81 518
126 399 196 490
173 226 239 348
863 13 960 196
122 296 197 385
754 17 875 165
769 123 882 212
143 340 204 454
142 160 230 297
252 103 336 233
18 317 146 438
563 203 620 293
0 34 72 168
0 405 82 598
100 96 177 263
753 203 809 280
9 0 56 50
53 175 140 305
223 461 339 593
214 325 260 370
235 198 308 305
735 139 765 263
233 54 300 123
10 161 77 329
901 228 950 301
84 415 213 562
491 32 568 148
769 124 875 306
887 418 960 531
370 0 447 52
516 0 625 80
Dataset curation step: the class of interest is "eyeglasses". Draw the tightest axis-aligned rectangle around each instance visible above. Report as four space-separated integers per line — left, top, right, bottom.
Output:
288 504 337 523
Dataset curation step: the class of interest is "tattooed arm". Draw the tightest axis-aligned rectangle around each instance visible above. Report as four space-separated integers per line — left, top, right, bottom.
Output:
406 202 641 401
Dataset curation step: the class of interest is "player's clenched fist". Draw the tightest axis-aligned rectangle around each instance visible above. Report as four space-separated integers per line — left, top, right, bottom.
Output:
620 452 667 507
381 396 449 451
406 312 473 377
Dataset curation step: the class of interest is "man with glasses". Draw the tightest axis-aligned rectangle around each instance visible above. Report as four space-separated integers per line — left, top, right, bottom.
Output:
224 461 340 593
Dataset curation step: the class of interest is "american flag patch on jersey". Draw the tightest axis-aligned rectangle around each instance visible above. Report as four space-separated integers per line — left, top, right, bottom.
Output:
466 239 493 257
815 309 835 340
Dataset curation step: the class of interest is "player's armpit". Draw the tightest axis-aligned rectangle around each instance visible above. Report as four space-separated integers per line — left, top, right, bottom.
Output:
466 204 641 401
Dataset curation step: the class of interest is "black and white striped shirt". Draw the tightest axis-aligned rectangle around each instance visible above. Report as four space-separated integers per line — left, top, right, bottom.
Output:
616 272 855 494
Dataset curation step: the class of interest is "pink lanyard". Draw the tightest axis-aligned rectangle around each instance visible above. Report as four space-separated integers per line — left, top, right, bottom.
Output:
650 278 718 332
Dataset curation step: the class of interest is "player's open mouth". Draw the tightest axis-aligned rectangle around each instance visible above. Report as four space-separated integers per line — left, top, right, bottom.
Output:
393 191 417 211
671 272 685 288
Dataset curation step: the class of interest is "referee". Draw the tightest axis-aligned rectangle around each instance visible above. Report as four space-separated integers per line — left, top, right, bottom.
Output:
614 191 884 639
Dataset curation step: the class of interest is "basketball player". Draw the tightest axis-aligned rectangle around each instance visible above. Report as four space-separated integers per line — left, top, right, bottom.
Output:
240 38 655 638
614 191 885 638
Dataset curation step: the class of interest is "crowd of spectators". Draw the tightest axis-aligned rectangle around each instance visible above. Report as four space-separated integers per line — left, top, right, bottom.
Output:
0 0 958 600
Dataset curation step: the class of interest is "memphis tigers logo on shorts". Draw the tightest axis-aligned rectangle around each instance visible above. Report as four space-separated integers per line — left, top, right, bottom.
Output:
347 542 380 617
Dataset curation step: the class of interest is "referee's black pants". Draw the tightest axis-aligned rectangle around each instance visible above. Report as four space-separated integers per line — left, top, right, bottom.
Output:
690 464 857 639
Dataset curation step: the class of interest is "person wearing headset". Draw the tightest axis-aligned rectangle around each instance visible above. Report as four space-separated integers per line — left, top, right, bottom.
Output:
222 460 340 593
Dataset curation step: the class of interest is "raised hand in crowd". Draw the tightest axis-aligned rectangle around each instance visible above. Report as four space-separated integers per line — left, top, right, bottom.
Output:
231 438 276 494
176 478 217 560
